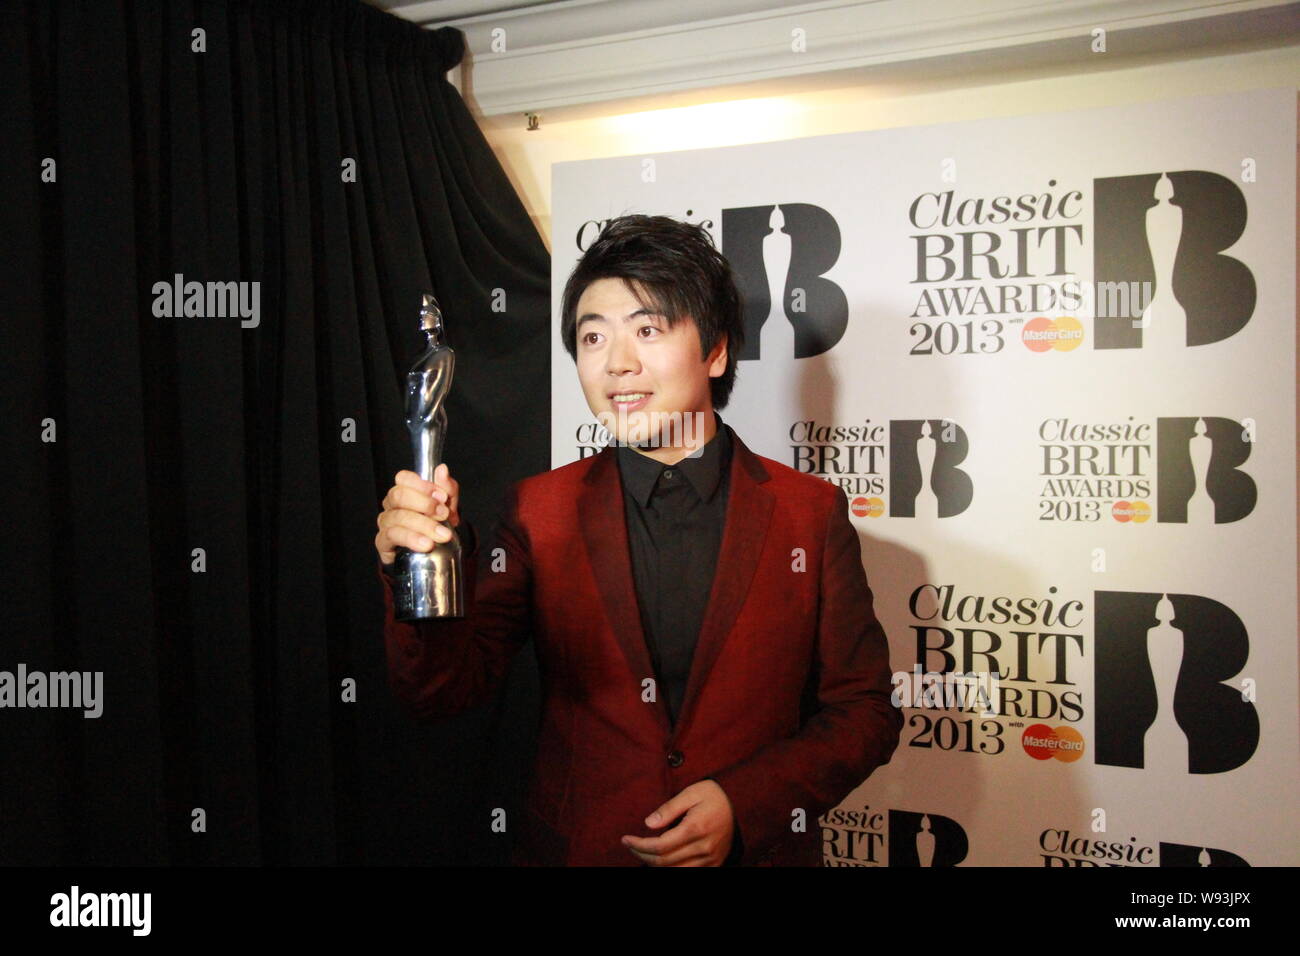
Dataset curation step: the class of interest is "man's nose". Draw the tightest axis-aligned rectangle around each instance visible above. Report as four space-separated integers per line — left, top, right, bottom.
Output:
606 332 639 375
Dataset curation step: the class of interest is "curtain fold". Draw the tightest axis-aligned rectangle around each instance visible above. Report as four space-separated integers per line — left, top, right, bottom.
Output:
0 0 550 865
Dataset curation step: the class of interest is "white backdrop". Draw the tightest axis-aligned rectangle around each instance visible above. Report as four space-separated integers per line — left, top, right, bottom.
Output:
550 87 1298 866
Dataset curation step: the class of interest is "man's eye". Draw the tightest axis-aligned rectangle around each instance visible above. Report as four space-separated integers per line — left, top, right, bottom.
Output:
638 325 659 337
582 332 601 345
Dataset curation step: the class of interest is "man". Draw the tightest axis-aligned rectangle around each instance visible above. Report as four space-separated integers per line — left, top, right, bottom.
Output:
376 214 901 866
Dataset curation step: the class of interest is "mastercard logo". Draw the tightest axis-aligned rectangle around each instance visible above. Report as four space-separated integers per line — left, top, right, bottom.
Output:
1111 500 1152 523
1022 316 1085 353
850 496 884 518
1021 724 1085 762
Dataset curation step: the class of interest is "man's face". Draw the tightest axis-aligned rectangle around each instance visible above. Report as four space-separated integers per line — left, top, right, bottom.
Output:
574 277 727 449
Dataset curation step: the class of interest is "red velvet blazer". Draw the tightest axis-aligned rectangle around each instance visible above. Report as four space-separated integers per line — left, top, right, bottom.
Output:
379 425 902 866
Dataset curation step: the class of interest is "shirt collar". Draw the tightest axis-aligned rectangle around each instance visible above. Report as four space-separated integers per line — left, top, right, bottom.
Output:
615 412 732 507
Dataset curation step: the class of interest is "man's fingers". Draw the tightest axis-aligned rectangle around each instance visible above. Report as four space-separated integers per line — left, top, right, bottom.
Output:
390 485 455 526
624 833 710 867
378 509 453 550
394 469 437 496
379 512 447 548
433 464 460 518
622 817 695 856
378 492 452 531
622 781 733 866
623 825 724 866
392 469 460 527
378 472 458 565
376 524 434 556
645 790 697 830
383 485 438 515
619 786 707 862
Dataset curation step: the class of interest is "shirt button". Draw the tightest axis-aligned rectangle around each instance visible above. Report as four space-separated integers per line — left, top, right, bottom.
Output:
667 750 684 768
663 469 674 479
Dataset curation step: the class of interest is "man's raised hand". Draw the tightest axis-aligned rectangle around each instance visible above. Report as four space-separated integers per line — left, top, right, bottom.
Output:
375 463 461 566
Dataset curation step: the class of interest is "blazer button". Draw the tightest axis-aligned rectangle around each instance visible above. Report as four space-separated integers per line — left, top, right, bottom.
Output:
667 750 684 768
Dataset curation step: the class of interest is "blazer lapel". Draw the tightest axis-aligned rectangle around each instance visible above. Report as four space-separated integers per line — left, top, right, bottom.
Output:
578 426 775 740
579 445 673 736
673 429 774 737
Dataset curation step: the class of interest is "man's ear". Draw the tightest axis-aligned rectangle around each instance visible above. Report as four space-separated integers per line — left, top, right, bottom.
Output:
707 334 728 377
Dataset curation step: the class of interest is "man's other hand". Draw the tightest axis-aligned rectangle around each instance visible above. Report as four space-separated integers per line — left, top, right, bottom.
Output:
621 779 735 866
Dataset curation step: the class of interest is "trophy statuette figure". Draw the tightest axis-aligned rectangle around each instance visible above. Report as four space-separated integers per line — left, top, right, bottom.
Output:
393 292 466 620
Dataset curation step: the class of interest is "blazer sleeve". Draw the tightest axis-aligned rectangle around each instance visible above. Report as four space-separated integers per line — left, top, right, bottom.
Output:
709 483 903 864
379 482 534 719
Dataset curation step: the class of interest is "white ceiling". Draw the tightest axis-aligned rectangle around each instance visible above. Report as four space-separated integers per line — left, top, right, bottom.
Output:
361 0 1300 120
362 0 560 21
362 0 827 39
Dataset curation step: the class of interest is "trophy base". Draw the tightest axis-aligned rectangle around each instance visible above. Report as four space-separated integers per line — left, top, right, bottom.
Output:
394 545 465 621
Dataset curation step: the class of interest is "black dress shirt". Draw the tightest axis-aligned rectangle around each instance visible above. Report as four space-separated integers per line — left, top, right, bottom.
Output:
614 413 732 727
614 412 744 864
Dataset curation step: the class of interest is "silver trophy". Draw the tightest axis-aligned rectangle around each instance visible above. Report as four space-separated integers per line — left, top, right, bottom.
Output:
394 292 465 620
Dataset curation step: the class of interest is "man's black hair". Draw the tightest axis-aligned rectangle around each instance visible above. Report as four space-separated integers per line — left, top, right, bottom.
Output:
560 214 745 409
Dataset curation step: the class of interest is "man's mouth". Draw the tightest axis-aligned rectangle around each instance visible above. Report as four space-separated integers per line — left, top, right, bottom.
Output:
609 391 652 410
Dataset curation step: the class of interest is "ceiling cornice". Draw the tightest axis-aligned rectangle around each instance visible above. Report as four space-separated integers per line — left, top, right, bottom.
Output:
388 0 1300 116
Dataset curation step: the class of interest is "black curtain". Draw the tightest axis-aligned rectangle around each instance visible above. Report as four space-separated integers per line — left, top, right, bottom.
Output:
0 0 550 865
